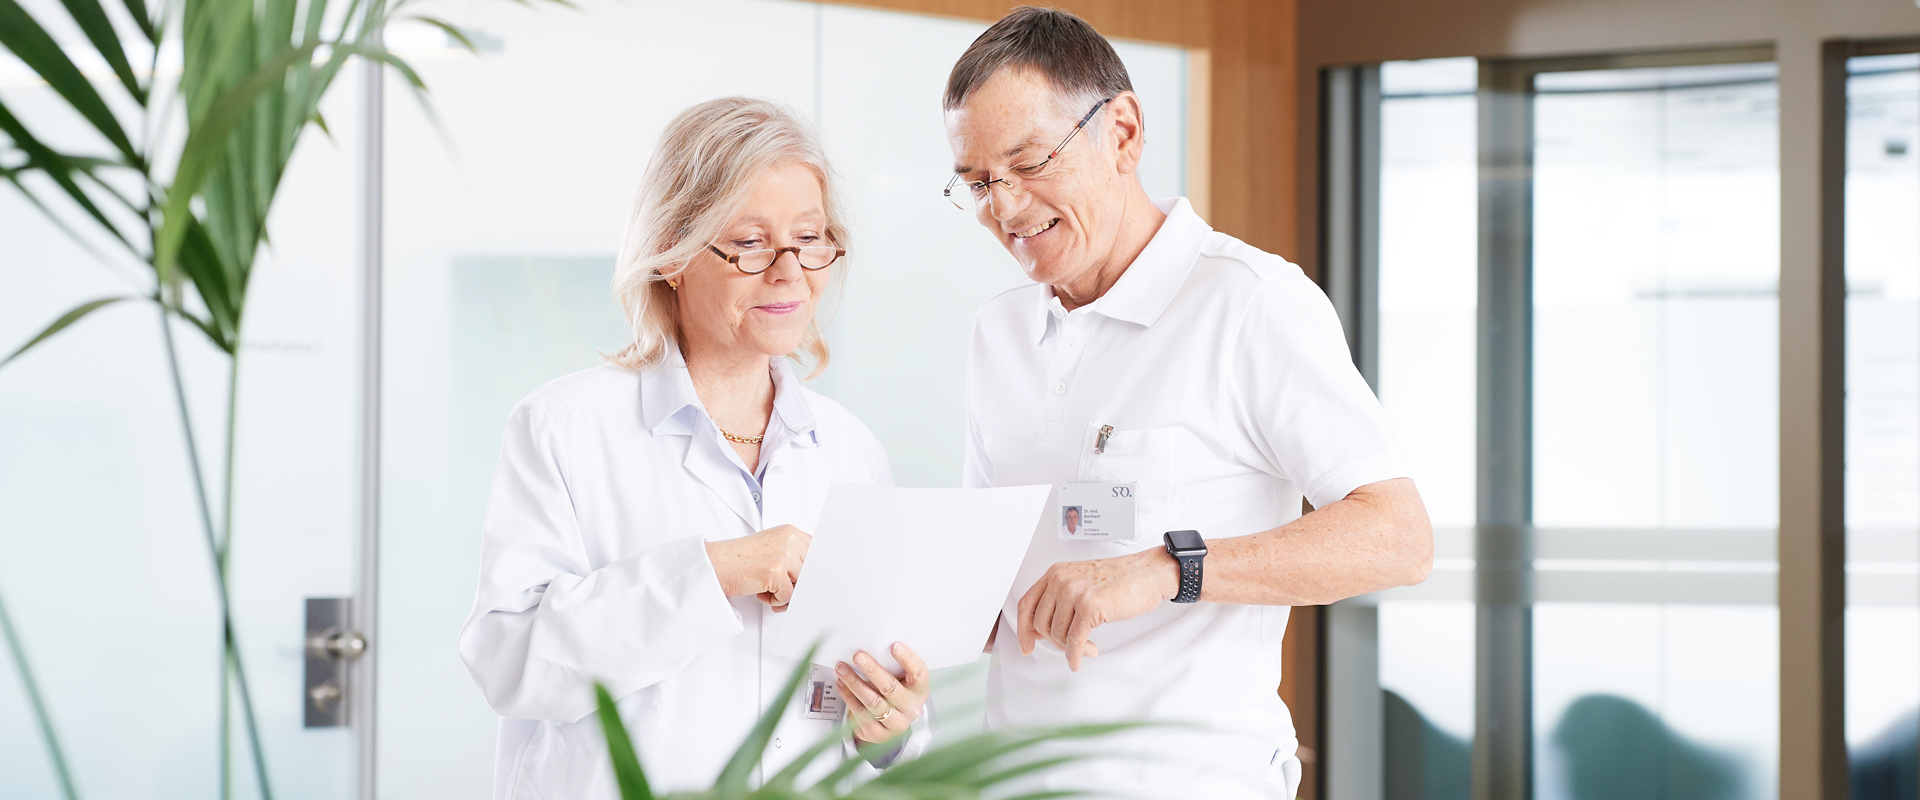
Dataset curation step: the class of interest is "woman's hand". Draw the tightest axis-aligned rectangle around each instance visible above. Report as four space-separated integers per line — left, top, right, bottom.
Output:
705 525 811 611
837 643 931 746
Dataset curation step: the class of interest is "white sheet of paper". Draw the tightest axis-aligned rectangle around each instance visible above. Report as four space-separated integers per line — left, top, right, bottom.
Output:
771 482 1052 673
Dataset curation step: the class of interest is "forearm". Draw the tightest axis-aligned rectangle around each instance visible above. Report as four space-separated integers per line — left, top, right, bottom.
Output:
459 535 744 721
1192 477 1433 606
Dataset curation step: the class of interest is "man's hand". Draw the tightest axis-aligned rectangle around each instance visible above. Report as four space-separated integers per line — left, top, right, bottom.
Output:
1015 547 1180 671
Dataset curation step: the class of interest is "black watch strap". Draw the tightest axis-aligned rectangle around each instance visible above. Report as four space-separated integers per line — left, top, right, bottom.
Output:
1172 552 1204 603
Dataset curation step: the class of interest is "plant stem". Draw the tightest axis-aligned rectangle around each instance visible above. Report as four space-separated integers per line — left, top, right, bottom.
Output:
0 583 79 800
158 309 274 800
219 341 242 800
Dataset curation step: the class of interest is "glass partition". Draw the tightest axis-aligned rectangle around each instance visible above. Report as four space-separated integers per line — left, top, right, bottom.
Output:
376 1 1188 792
1843 50 1919 800
0 48 368 800
1530 61 1780 800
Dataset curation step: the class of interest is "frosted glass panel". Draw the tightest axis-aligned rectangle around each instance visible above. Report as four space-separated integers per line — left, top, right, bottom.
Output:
377 0 1188 792
1843 52 1919 800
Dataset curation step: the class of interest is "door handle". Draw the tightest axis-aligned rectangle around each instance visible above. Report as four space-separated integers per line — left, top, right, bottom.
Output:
303 598 366 727
309 627 367 662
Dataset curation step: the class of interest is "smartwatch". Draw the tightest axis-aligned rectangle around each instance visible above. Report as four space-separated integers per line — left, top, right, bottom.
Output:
1163 530 1207 603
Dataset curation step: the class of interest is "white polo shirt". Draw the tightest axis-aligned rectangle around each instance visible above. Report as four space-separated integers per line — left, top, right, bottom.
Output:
964 197 1406 798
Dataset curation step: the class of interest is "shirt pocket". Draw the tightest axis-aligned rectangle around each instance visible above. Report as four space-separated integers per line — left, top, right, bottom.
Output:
1076 424 1183 536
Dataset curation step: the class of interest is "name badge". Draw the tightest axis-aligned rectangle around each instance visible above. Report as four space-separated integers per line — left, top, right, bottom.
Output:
1058 481 1139 542
800 663 846 720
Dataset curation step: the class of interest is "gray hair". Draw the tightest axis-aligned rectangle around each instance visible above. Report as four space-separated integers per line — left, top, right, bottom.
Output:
608 97 847 376
943 5 1133 120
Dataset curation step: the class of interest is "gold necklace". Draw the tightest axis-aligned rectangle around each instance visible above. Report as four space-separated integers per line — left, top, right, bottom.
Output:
717 425 764 445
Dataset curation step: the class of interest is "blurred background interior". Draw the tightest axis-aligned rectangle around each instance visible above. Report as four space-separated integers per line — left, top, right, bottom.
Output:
1 0 1916 798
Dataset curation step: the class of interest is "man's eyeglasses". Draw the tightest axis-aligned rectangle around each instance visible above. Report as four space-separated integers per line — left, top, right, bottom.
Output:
706 244 845 275
944 95 1114 212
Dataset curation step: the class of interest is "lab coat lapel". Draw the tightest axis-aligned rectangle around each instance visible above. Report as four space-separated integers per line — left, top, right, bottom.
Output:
682 427 760 533
640 351 760 533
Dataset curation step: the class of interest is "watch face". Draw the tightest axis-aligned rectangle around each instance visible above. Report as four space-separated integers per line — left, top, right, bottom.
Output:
1164 529 1206 555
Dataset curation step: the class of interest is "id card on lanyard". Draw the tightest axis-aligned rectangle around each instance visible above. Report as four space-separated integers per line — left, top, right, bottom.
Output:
1058 424 1141 542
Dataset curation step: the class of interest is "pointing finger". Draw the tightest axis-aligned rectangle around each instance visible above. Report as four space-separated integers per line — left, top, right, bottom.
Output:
1016 580 1043 656
1065 613 1097 672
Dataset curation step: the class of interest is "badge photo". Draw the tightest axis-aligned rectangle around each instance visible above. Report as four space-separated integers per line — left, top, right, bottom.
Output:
1057 481 1140 542
800 663 846 720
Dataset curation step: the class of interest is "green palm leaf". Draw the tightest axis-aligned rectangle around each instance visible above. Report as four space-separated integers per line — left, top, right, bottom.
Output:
56 0 146 101
0 0 140 163
595 648 1146 799
716 646 823 793
1 296 137 369
596 684 656 800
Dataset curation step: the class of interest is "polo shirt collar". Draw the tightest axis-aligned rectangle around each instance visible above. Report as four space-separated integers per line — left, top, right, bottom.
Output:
1031 196 1211 344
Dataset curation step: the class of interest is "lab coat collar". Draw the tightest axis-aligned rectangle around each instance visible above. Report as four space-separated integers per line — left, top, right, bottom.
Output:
640 344 822 446
767 356 820 449
1032 196 1210 345
637 344 822 531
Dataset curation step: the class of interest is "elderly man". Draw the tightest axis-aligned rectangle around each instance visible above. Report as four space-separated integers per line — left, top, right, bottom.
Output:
945 7 1434 798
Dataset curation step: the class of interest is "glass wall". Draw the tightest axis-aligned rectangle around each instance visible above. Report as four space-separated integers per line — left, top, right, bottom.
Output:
1373 56 1478 800
1843 50 1919 800
0 25 368 800
375 1 1189 795
1530 61 1780 800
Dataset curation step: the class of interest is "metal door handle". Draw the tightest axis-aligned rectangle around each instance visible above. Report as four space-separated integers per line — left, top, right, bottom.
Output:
308 627 367 662
304 598 364 727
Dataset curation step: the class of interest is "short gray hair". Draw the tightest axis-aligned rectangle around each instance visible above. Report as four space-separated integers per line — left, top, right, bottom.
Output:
608 97 847 376
943 6 1132 117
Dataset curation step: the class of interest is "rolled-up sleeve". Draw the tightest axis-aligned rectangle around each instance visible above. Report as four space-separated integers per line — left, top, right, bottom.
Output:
457 402 743 723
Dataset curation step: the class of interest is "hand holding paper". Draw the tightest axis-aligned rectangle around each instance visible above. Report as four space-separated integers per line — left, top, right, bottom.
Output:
771 482 1052 673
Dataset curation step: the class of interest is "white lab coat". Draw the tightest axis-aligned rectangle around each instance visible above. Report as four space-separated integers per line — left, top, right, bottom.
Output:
459 350 930 799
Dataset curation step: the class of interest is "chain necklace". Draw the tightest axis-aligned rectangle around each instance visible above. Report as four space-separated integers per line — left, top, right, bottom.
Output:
716 424 764 445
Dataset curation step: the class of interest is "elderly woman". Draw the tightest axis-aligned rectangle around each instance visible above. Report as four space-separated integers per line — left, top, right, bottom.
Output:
458 98 931 799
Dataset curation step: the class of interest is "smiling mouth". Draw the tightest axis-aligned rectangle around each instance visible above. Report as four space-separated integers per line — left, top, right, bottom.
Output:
756 302 802 314
1011 219 1059 239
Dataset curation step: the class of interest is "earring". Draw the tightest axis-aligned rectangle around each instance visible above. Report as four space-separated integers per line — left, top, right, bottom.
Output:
666 280 678 290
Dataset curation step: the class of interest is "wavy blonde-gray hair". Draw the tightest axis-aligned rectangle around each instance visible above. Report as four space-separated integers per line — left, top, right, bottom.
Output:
608 97 847 375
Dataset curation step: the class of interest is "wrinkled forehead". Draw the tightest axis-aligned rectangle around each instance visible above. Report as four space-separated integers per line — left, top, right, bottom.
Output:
944 70 1082 172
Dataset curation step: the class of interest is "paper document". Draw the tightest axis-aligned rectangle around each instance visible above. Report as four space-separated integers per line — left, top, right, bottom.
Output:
772 482 1051 673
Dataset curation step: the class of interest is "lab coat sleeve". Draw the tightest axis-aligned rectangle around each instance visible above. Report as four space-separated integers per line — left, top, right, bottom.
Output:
839 696 937 776
458 401 744 723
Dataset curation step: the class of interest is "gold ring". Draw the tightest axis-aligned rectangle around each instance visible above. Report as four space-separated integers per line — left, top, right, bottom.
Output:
872 708 893 724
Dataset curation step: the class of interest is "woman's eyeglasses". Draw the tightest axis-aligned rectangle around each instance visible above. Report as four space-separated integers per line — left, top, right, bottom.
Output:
944 95 1114 212
706 244 844 275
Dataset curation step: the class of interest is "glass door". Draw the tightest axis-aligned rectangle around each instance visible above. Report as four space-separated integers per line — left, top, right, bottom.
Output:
1325 47 1787 800
0 50 371 800
1527 57 1781 800
1842 44 1920 800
